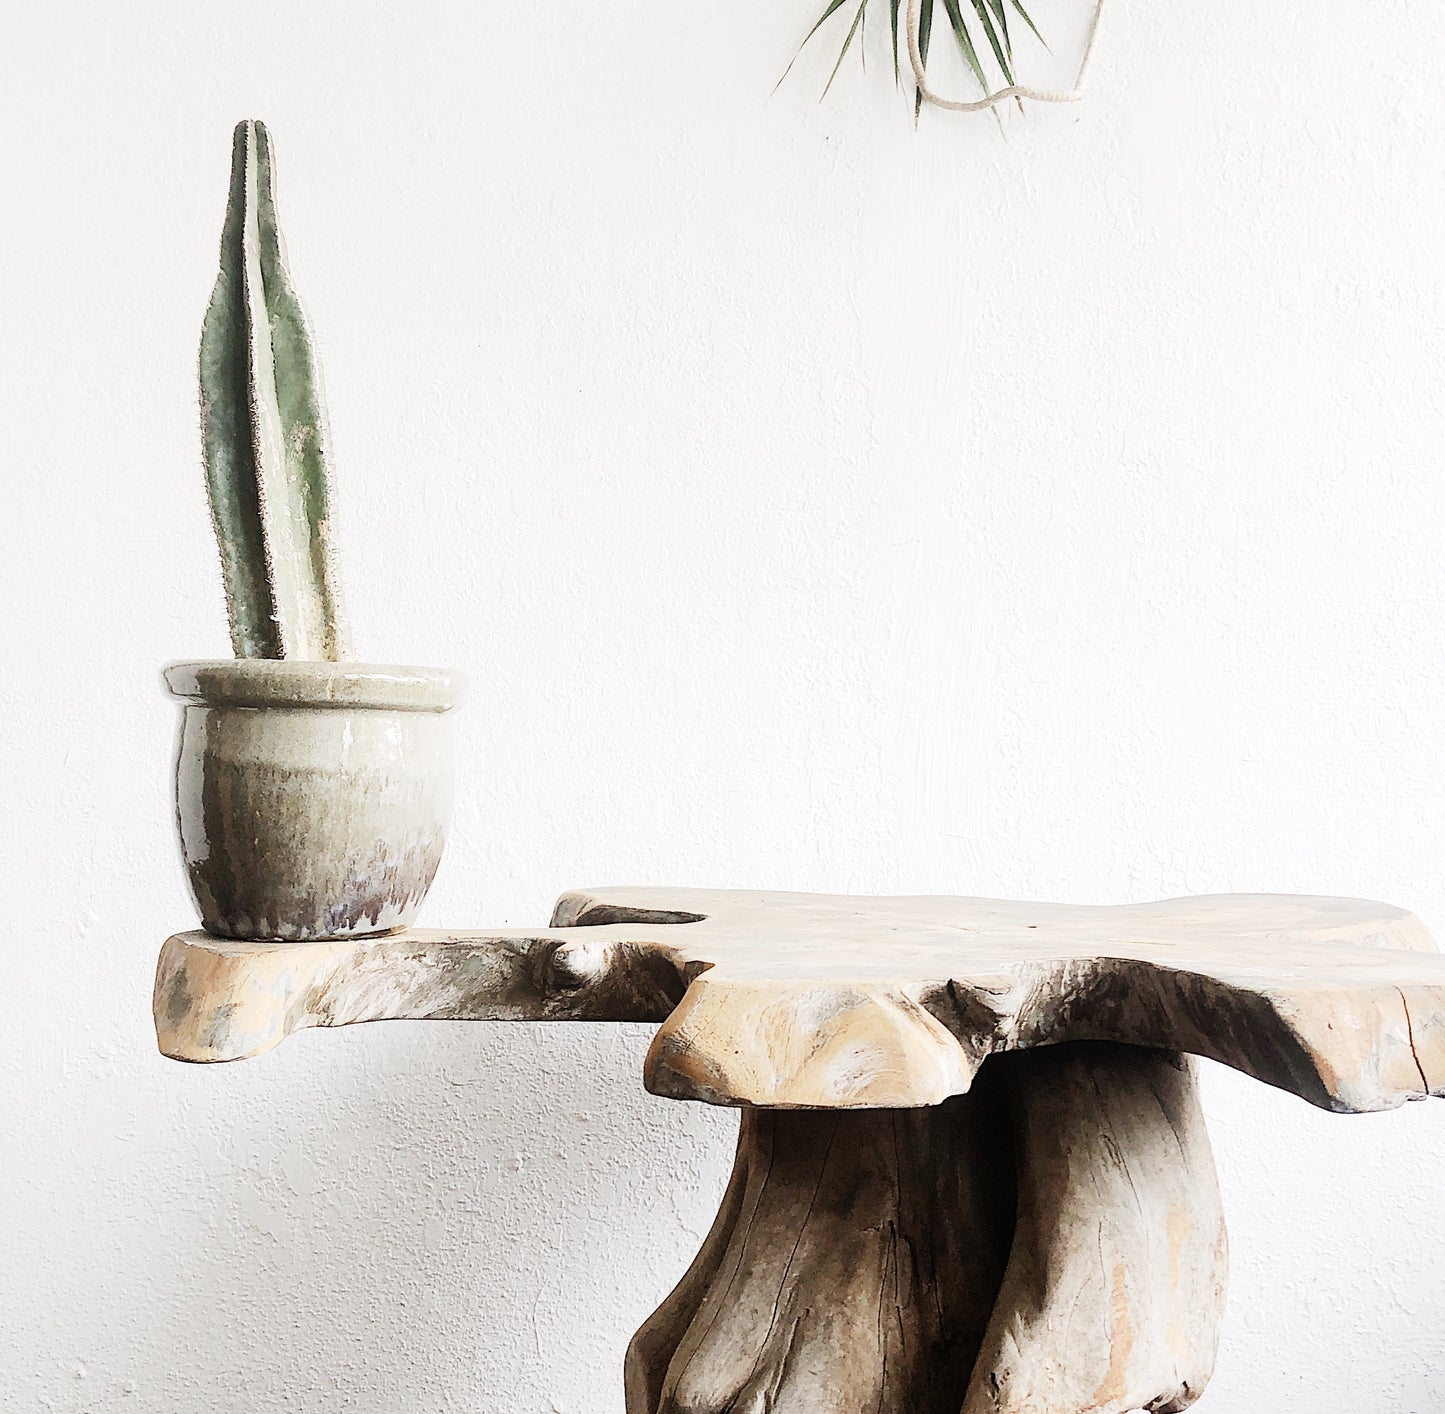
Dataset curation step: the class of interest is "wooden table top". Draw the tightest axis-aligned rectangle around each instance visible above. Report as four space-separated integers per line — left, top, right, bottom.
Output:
155 886 1445 1111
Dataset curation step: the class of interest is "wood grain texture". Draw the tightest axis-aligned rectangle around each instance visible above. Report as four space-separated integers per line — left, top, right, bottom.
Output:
153 887 1445 1414
626 1074 1015 1414
625 1045 1225 1414
156 886 1445 1115
962 1045 1227 1414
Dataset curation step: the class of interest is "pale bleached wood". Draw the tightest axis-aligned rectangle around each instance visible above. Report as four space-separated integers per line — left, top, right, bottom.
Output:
626 1073 1015 1414
157 887 1445 1115
624 1046 1226 1414
153 886 1445 1414
962 1045 1227 1414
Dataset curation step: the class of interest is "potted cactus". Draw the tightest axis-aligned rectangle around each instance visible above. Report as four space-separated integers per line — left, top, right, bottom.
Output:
165 121 463 942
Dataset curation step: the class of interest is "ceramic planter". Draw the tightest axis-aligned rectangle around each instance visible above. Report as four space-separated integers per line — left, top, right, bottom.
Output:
164 660 463 941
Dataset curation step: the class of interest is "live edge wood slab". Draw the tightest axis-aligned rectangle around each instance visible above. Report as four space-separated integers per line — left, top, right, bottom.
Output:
155 888 1445 1414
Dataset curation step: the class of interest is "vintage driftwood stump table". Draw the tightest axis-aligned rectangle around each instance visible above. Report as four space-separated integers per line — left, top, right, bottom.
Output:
154 887 1445 1413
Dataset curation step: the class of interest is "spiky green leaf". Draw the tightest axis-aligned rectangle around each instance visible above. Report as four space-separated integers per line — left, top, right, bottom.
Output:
987 0 1012 60
777 0 854 90
1009 0 1047 49
968 0 1013 84
939 0 991 93
822 0 869 98
915 0 935 119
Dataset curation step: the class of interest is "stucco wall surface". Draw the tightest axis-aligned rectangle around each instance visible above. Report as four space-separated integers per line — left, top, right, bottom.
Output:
4 1 1445 1409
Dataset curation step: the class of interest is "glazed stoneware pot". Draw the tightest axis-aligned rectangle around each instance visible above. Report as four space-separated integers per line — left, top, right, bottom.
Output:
164 660 463 941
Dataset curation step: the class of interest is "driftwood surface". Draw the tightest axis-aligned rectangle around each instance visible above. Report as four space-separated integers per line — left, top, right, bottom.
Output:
961 1045 1227 1414
627 1078 1015 1414
157 886 1445 1113
626 1045 1227 1414
154 887 1444 1414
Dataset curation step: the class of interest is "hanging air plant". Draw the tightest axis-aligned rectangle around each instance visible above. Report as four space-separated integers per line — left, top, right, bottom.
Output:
790 0 1105 116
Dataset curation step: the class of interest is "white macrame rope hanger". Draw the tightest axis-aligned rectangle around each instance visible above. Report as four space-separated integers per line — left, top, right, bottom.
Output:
905 0 1106 112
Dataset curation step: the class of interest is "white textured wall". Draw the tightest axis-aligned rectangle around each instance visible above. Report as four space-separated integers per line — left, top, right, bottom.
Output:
5 1 1445 1409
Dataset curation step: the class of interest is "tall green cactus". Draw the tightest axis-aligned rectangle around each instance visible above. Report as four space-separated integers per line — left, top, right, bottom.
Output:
200 120 349 661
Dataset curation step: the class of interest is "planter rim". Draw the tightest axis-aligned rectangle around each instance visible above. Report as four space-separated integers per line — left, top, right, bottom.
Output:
163 660 464 712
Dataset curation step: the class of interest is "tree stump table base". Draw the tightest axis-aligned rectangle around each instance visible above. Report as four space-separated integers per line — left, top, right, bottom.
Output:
630 1044 1224 1414
154 888 1445 1413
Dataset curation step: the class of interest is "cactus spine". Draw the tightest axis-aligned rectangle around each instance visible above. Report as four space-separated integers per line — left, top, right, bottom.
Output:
200 120 349 660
